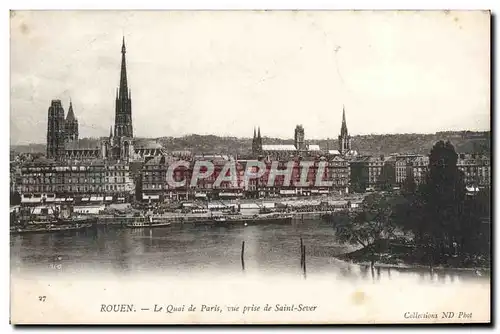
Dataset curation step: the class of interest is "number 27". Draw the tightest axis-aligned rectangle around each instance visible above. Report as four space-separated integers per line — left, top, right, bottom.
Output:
38 296 46 302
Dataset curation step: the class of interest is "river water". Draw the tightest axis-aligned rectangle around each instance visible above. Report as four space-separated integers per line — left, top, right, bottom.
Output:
10 218 491 324
10 218 490 282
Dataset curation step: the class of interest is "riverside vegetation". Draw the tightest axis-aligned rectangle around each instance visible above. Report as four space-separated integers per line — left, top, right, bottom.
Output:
332 140 491 269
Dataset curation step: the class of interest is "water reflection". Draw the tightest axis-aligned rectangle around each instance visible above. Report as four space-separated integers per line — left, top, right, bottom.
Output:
10 220 490 285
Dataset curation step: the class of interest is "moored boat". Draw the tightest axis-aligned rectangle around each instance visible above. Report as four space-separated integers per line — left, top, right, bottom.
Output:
11 223 92 235
125 221 172 228
203 212 293 226
10 204 97 234
125 216 172 228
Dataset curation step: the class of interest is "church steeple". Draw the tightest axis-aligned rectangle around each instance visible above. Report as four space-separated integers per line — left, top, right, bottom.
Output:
119 36 129 101
340 105 348 137
338 105 351 155
251 126 263 156
257 127 263 155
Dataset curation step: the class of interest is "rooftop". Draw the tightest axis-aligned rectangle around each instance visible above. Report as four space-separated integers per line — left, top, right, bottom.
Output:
262 144 297 151
308 144 320 151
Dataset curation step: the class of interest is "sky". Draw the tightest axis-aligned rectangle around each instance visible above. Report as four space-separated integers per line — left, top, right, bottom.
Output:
10 10 490 145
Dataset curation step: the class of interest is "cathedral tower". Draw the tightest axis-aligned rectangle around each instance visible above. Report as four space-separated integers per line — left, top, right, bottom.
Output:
46 100 66 160
114 37 133 138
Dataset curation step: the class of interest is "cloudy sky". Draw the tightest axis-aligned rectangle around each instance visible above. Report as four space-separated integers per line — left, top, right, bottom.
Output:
10 10 490 145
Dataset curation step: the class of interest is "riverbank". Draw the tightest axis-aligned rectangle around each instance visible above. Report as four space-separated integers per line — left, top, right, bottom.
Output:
336 239 491 271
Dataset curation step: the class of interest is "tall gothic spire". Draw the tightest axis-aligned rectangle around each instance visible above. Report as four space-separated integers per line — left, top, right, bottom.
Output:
340 105 348 136
338 105 351 155
114 36 133 138
257 127 262 152
119 36 129 100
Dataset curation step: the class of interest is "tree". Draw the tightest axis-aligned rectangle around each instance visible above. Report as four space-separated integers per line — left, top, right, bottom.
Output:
475 187 491 218
423 141 466 256
134 174 142 202
395 140 477 265
379 162 396 191
333 193 399 265
390 141 491 267
402 172 417 195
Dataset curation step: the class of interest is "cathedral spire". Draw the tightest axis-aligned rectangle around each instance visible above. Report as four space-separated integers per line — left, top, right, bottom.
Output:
114 37 133 138
119 36 128 100
109 126 113 138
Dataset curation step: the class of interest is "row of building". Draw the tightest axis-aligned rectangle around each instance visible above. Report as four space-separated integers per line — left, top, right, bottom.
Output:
10 37 491 205
11 150 490 205
125 150 491 200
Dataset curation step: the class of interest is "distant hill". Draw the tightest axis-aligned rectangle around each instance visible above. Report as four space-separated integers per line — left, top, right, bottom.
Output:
10 131 491 157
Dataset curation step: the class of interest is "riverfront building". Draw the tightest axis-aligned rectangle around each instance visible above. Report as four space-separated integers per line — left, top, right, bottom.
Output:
139 154 351 202
18 159 135 205
457 153 491 187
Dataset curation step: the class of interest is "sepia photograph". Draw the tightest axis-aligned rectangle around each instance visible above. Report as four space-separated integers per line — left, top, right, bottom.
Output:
9 9 491 324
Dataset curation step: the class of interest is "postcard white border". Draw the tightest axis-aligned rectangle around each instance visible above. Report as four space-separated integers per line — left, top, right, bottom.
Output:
2 0 498 332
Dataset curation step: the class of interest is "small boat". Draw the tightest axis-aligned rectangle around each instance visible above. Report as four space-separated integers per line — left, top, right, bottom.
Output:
125 221 172 228
204 212 293 225
125 216 171 228
57 216 98 225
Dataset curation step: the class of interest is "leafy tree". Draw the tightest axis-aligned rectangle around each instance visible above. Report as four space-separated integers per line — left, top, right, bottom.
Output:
378 162 396 191
475 187 491 218
401 172 417 195
421 141 465 257
333 193 399 264
134 175 142 202
393 140 491 265
390 141 491 267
